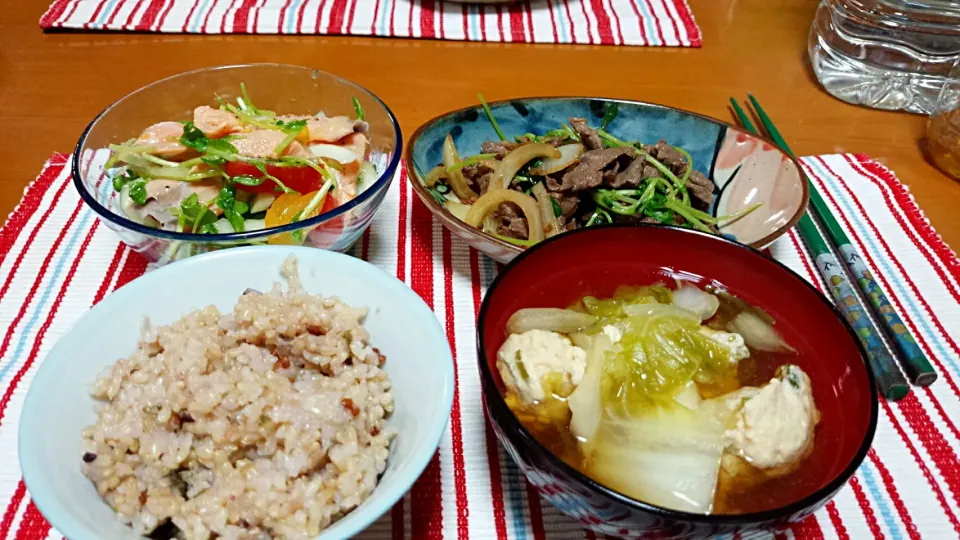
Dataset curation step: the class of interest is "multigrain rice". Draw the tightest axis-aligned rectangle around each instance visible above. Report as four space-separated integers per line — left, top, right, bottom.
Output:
81 257 395 539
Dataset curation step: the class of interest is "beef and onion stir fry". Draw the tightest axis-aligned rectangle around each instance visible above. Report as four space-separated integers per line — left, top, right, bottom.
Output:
422 100 760 247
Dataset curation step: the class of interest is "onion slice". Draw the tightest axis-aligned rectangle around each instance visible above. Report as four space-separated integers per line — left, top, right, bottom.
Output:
465 189 545 243
443 134 479 202
569 333 613 442
492 143 562 190
309 143 360 164
728 311 797 353
443 199 471 220
671 284 720 321
506 308 598 335
423 165 447 188
532 183 561 238
528 143 584 176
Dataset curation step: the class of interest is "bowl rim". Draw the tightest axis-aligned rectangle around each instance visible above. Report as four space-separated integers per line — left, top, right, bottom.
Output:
404 95 811 253
18 245 456 540
475 223 879 525
72 63 403 242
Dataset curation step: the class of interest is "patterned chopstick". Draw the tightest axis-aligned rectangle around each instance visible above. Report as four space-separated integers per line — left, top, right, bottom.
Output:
729 98 911 400
745 95 936 387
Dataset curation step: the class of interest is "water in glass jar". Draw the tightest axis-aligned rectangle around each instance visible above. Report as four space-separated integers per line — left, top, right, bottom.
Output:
809 0 960 115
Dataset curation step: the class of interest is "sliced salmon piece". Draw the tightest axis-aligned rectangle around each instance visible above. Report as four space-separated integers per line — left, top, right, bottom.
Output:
231 130 315 159
193 106 241 138
334 162 361 203
277 114 315 122
231 130 289 159
136 121 191 160
306 116 357 143
340 133 369 162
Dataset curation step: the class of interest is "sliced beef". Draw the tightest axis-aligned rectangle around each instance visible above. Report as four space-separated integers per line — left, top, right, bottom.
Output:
651 140 689 175
548 147 636 193
493 202 529 239
461 162 496 194
551 193 580 227
686 170 716 210
541 136 574 147
602 162 622 185
608 157 646 189
570 117 603 150
642 164 661 178
516 135 569 147
481 140 519 159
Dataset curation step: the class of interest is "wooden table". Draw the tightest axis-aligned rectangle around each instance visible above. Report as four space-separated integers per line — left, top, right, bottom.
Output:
2 0 959 249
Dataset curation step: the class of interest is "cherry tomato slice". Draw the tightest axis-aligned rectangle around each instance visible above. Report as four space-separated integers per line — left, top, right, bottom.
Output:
225 161 322 194
266 191 342 246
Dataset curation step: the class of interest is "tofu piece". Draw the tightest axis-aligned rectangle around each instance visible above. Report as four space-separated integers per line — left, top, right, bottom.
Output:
700 328 750 363
601 324 623 343
497 329 587 404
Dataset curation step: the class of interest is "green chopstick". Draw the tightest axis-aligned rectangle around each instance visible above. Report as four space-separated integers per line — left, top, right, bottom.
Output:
730 98 911 400
745 95 936 387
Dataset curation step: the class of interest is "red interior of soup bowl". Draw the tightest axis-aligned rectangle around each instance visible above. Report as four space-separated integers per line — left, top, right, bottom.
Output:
479 225 878 515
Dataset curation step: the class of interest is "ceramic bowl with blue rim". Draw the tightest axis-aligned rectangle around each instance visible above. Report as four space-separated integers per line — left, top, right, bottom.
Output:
405 97 809 263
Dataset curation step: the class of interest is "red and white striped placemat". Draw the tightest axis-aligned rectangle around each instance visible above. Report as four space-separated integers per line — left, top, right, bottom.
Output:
38 0 702 46
1 153 959 539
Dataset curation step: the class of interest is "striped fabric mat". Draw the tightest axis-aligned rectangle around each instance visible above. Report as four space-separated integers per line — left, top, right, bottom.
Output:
38 0 702 46
1 153 959 539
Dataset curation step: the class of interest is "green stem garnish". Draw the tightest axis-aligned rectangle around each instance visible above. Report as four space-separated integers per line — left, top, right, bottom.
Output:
288 178 336 244
294 178 336 224
584 208 613 227
478 93 507 142
353 97 365 121
674 146 694 185
446 153 496 173
597 129 630 148
600 102 619 131
642 153 688 204
238 83 274 116
663 199 712 232
427 185 448 205
717 203 763 226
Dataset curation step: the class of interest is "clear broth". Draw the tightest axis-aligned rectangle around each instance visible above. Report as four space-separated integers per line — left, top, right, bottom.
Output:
504 284 822 515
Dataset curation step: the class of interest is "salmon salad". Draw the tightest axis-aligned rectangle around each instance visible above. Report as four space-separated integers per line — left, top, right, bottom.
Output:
105 85 377 243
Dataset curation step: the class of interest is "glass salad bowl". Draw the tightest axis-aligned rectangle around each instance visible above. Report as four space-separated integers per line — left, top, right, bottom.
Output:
72 64 401 265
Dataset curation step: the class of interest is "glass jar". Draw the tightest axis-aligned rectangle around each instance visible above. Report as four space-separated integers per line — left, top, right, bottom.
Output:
927 56 960 180
809 0 960 115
